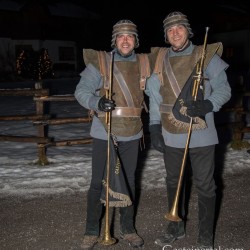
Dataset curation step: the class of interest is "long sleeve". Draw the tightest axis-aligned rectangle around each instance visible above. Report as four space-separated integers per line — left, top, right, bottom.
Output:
145 73 162 125
74 63 102 111
205 54 231 112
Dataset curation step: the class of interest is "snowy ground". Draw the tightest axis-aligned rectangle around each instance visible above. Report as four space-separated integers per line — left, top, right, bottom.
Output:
1 84 250 198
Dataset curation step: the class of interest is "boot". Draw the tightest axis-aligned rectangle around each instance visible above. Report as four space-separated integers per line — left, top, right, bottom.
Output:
85 190 103 235
155 185 185 247
120 205 135 234
120 205 144 248
197 195 216 249
120 232 144 248
155 221 185 246
80 235 99 250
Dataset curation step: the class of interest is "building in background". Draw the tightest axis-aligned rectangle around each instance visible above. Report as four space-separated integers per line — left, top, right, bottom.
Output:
1 0 250 83
0 0 100 80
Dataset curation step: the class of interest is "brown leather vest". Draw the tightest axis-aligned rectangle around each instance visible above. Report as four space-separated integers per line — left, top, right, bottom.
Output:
152 43 223 133
83 49 150 137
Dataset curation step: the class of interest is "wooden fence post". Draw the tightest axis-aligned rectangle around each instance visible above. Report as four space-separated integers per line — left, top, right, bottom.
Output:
35 81 49 165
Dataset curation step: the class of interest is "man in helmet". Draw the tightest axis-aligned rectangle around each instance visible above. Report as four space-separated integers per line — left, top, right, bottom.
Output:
145 11 231 249
75 19 150 249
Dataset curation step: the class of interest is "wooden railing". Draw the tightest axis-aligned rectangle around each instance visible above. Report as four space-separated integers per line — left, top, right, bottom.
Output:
0 81 249 164
0 81 92 165
219 90 250 149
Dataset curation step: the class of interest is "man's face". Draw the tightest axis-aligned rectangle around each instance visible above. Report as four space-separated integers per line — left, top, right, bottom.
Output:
166 24 189 51
115 33 135 56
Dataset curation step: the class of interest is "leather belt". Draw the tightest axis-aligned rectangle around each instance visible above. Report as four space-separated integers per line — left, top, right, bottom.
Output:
98 107 142 117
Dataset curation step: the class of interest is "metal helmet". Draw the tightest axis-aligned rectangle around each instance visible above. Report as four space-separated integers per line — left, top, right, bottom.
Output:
163 11 194 43
111 19 139 48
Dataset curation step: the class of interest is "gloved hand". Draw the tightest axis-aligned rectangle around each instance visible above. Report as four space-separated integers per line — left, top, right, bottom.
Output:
98 95 116 112
149 124 165 153
186 100 213 117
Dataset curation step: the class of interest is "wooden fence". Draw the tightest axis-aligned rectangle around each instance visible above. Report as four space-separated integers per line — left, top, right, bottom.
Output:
0 81 92 165
223 90 250 142
0 81 250 165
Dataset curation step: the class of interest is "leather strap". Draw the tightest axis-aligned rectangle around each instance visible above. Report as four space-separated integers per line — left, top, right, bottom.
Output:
97 51 110 89
154 48 182 98
112 61 135 107
138 53 150 90
164 52 181 98
98 51 150 107
98 107 142 117
154 47 168 86
98 51 134 107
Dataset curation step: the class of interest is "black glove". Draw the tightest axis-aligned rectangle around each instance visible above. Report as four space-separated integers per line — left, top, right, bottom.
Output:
98 95 116 112
186 100 213 117
149 124 165 153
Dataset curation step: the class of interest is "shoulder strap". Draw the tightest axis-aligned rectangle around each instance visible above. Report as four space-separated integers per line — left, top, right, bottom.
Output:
153 48 168 86
98 51 151 91
97 51 109 89
137 53 151 90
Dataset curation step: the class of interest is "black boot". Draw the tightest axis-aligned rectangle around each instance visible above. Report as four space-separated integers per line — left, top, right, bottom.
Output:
155 185 185 247
155 221 185 246
120 205 135 234
120 205 144 248
197 195 216 249
85 190 103 236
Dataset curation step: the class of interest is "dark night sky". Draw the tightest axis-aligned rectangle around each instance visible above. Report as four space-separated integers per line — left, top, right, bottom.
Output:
68 0 250 52
1 0 250 52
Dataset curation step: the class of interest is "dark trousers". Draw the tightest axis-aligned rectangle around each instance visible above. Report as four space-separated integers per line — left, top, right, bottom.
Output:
85 138 140 235
163 145 216 243
164 145 216 200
